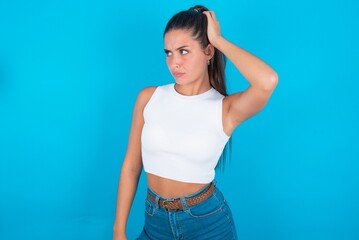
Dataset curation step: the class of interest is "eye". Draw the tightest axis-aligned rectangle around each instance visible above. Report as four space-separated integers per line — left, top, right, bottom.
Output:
164 50 172 57
180 49 189 55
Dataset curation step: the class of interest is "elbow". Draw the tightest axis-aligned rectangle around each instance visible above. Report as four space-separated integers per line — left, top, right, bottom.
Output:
263 72 278 92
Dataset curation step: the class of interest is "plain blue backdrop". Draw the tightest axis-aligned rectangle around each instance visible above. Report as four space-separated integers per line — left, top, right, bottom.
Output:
0 0 358 239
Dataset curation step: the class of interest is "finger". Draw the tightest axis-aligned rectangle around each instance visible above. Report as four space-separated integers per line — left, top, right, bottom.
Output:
203 11 213 20
210 11 217 21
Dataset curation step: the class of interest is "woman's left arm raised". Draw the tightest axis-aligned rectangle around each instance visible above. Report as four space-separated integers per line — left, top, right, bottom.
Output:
204 11 279 128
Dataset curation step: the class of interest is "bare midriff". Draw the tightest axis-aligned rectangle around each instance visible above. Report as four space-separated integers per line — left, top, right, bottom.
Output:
146 173 209 199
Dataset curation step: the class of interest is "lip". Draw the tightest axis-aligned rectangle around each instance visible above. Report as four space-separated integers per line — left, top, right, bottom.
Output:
172 72 185 78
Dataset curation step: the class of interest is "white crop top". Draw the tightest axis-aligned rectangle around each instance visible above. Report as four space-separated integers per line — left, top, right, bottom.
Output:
141 83 230 184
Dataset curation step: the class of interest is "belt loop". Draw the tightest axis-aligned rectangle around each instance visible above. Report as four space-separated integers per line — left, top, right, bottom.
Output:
155 195 160 209
213 179 217 186
180 196 188 211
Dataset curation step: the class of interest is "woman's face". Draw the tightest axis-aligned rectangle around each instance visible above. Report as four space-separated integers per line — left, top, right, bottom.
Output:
164 29 211 85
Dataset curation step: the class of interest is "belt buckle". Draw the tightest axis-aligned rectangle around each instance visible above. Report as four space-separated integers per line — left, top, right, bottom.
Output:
162 199 178 212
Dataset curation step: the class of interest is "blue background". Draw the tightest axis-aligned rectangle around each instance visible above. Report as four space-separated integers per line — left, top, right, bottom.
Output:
0 0 358 239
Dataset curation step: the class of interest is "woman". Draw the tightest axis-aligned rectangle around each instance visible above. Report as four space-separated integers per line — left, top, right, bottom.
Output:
113 5 278 240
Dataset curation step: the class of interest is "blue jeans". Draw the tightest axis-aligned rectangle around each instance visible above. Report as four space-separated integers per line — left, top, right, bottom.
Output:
137 182 238 240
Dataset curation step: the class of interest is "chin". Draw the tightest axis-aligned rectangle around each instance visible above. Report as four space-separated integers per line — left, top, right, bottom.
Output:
173 78 192 86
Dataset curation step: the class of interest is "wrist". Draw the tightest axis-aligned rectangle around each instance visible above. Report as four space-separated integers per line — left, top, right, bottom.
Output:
113 223 126 234
211 35 225 49
113 230 126 240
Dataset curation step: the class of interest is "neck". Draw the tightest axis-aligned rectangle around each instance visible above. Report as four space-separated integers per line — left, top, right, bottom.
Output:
174 73 211 96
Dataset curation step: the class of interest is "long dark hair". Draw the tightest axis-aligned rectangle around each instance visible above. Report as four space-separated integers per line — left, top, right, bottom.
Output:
164 5 232 169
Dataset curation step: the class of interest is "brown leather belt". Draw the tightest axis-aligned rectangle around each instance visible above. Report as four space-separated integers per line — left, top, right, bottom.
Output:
147 182 215 211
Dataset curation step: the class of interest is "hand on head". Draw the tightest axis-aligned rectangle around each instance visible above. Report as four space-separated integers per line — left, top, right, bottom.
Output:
203 11 222 46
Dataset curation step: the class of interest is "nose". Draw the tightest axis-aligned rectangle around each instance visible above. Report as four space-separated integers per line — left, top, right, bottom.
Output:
169 54 181 70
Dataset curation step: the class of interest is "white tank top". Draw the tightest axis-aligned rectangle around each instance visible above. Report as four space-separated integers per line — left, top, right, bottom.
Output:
141 83 230 183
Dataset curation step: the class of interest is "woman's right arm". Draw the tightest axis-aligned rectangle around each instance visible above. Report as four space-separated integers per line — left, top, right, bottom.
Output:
113 87 157 240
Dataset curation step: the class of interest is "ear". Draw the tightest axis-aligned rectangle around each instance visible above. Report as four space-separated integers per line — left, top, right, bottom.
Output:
204 44 215 60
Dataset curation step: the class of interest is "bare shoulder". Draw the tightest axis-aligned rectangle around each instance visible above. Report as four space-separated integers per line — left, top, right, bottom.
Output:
223 83 277 131
136 86 158 108
223 92 243 113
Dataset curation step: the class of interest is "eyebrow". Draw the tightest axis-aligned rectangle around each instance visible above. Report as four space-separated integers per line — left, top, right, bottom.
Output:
164 45 189 52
